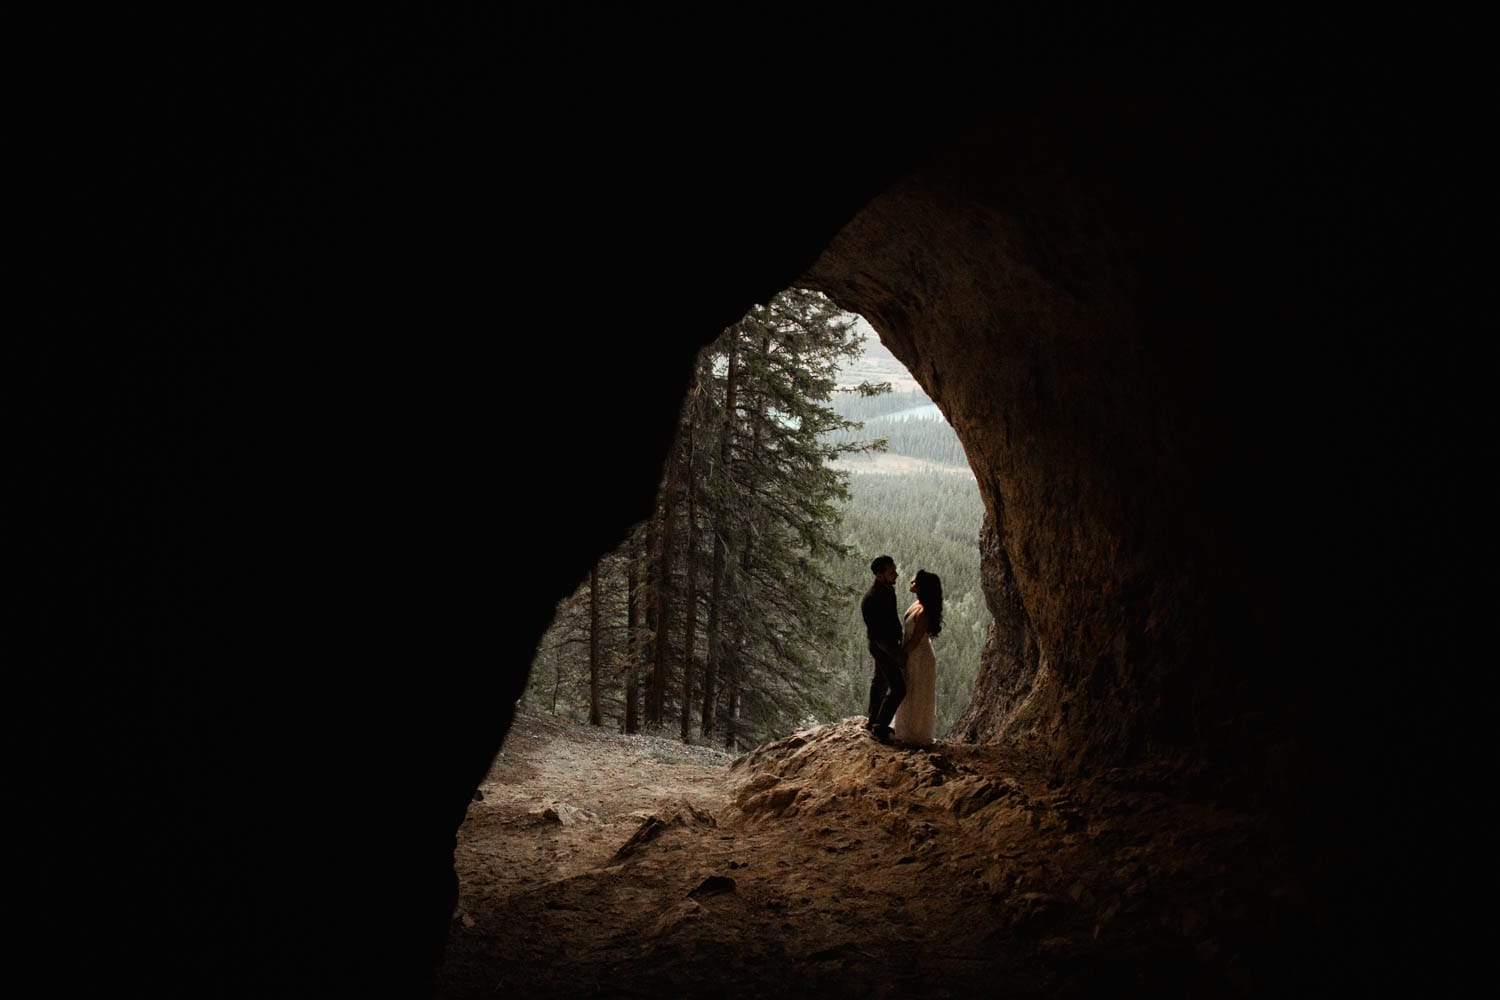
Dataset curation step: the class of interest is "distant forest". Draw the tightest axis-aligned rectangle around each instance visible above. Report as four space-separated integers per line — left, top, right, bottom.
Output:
824 391 971 469
523 304 990 746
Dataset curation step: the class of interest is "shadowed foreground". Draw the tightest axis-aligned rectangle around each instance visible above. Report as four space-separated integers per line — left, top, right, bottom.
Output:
436 712 1307 997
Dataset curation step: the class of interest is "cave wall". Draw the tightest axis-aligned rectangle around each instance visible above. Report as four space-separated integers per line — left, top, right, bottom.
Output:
807 143 1221 771
802 63 1479 975
27 12 1477 992
804 60 1475 796
947 512 1040 744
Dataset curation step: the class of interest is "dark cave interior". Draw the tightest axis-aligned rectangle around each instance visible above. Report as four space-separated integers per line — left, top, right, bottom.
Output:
24 12 1481 995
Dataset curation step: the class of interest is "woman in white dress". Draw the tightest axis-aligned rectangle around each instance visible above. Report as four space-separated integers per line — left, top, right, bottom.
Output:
892 569 942 746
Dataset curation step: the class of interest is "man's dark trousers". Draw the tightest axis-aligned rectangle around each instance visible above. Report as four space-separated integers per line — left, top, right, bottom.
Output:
862 575 906 729
867 641 906 728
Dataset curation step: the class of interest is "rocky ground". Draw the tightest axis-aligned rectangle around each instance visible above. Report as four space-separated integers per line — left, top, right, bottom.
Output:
432 710 1312 997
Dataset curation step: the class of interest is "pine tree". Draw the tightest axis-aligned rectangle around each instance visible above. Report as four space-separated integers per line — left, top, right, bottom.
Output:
691 288 885 747
525 289 891 746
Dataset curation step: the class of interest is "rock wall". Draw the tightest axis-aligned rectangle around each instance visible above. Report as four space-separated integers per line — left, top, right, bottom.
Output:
807 152 1216 772
806 66 1477 810
947 512 1040 744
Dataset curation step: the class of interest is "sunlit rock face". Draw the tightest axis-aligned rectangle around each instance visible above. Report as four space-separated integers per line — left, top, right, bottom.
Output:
948 513 1040 745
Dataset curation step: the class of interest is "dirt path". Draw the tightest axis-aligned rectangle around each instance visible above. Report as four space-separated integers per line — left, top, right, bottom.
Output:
434 711 1306 997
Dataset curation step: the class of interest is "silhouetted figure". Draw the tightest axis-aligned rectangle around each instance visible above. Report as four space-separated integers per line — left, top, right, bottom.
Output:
862 555 907 742
893 569 943 746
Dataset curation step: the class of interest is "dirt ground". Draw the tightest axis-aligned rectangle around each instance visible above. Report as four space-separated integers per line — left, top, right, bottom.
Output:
432 710 1311 997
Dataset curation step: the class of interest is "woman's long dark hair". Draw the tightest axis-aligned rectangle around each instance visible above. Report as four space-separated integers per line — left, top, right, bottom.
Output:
914 569 943 637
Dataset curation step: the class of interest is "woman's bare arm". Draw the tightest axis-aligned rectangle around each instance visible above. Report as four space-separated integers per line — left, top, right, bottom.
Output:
902 608 928 653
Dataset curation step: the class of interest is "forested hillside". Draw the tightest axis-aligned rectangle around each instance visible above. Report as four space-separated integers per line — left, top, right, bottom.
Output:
825 390 971 469
524 302 989 744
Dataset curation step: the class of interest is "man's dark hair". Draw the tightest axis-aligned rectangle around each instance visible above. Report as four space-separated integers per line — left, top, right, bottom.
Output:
870 555 895 575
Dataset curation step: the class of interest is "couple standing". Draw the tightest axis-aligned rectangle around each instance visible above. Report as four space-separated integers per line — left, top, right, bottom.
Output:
861 555 943 746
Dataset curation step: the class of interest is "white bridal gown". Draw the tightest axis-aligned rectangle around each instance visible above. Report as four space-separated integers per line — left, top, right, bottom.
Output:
892 603 936 745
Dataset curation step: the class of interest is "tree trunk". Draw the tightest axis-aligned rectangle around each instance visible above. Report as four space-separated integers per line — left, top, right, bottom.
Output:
723 643 740 751
721 329 767 752
625 545 640 734
703 530 725 738
588 564 602 726
702 331 738 738
680 423 698 743
650 449 679 728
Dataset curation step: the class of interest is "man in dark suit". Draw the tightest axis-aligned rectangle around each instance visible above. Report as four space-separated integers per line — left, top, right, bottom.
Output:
862 554 907 743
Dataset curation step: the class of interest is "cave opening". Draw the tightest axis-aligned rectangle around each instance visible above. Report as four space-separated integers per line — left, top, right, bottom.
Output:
437 293 1061 997
519 295 993 751
438 115 1346 990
